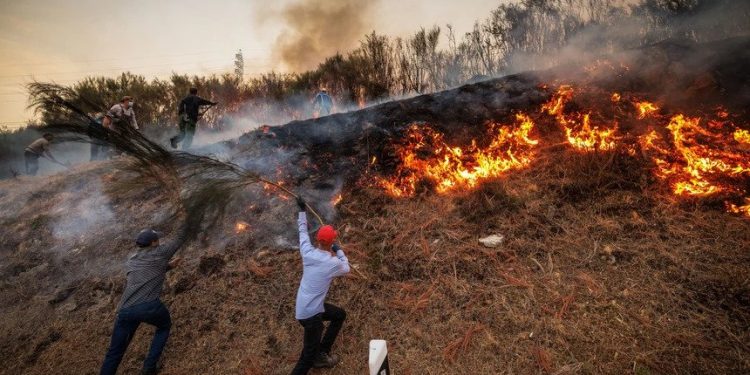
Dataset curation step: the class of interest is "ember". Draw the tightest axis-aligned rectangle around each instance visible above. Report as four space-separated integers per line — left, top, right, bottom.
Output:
332 194 343 206
235 221 250 234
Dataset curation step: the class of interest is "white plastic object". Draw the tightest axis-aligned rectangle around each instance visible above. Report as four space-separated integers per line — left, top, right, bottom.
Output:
369 339 390 375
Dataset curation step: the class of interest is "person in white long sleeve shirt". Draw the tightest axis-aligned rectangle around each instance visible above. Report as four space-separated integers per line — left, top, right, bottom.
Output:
291 197 350 375
103 96 139 131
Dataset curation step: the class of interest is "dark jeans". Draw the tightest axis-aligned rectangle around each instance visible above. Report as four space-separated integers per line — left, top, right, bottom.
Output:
24 151 40 175
290 303 346 375
100 299 172 375
170 117 197 150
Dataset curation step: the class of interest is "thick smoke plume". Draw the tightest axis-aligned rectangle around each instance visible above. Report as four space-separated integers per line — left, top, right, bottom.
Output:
270 0 379 72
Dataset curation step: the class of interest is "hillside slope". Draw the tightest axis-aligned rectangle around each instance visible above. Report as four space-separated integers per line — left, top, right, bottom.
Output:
1 38 749 374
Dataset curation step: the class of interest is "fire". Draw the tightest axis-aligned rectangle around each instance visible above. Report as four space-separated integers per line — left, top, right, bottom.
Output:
635 101 659 119
235 221 250 234
728 199 750 217
373 81 750 218
734 129 750 144
541 85 573 117
564 113 618 151
378 113 539 197
543 86 618 151
642 114 750 196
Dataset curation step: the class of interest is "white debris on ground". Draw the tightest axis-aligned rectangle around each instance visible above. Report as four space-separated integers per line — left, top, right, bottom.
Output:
478 234 505 248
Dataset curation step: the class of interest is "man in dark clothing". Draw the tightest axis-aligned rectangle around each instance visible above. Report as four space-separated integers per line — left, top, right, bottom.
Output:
291 197 349 375
170 88 217 150
99 224 188 375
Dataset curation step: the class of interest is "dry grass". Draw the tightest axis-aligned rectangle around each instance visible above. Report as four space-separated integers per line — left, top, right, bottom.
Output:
1 138 749 375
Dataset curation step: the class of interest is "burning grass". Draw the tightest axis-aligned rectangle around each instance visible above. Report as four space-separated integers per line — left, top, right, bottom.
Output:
2 129 750 374
374 82 750 218
376 114 539 197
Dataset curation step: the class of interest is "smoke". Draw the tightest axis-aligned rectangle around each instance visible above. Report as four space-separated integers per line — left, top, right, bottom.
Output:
51 181 115 242
504 0 750 76
265 0 380 72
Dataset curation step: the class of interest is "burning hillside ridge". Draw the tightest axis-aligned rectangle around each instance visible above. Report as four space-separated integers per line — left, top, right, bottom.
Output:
371 81 750 217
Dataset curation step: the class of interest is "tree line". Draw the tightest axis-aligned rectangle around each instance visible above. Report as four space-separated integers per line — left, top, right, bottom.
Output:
2 0 747 149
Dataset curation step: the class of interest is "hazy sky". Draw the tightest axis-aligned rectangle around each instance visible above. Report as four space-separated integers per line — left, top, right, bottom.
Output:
0 0 502 128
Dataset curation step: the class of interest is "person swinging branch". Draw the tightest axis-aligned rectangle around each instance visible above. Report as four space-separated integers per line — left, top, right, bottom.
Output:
291 197 349 374
99 219 191 375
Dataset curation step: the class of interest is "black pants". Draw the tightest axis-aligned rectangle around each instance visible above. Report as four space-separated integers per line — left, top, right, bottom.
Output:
24 151 40 175
170 117 197 150
290 303 346 375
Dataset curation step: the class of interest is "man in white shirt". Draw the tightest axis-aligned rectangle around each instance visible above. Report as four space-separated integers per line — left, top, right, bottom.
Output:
104 96 139 131
291 197 350 374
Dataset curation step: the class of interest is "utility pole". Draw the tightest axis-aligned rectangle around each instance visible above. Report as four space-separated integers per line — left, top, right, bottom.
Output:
234 49 244 81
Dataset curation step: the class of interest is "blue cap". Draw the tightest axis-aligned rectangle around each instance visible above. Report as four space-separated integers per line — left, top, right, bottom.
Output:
136 229 160 247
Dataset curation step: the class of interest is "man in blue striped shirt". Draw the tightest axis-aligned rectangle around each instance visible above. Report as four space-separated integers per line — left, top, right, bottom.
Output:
291 198 350 374
100 224 187 375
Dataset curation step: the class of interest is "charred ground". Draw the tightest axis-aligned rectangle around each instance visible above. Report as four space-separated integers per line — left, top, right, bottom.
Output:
1 37 749 374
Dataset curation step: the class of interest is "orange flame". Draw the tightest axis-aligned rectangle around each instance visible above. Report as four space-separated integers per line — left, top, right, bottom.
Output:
374 82 750 218
378 113 539 197
564 113 618 151
734 129 750 145
642 114 750 196
635 101 659 119
728 199 750 217
543 86 618 151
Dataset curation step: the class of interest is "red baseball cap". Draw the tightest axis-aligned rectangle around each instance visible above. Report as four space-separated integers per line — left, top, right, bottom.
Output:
316 225 337 245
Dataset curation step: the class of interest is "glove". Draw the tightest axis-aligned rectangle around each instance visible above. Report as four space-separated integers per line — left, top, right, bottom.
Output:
296 197 306 211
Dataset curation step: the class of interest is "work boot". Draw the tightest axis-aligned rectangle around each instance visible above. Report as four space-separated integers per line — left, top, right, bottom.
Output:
313 352 340 368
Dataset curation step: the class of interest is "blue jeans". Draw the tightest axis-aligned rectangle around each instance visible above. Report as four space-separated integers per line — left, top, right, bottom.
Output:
100 299 172 375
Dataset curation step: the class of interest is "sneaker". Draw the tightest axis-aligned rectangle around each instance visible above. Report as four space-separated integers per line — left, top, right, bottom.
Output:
312 352 340 368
